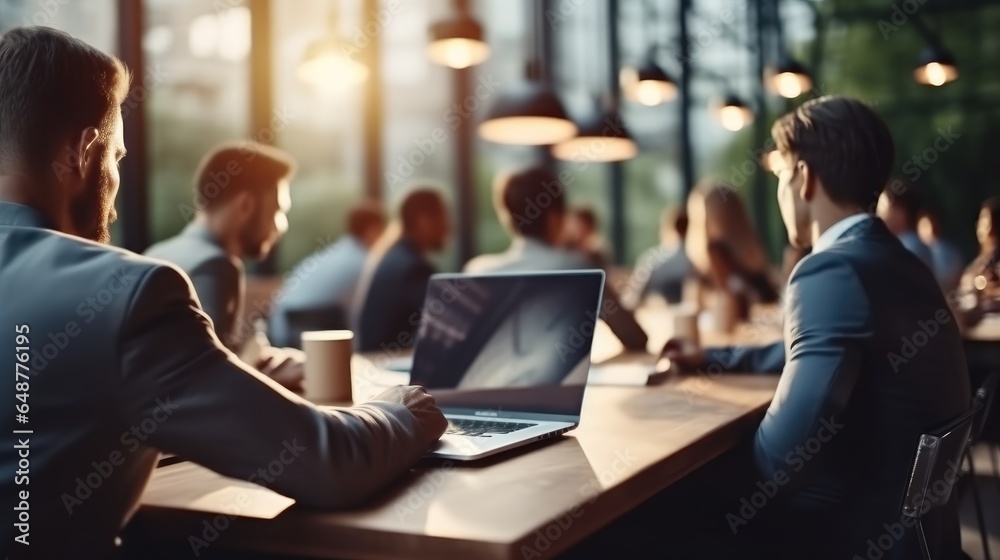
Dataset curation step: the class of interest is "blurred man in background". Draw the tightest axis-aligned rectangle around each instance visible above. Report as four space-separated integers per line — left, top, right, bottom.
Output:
877 183 935 271
145 141 304 390
624 207 692 306
269 201 385 348
563 206 609 267
352 188 450 353
918 209 964 292
466 167 648 351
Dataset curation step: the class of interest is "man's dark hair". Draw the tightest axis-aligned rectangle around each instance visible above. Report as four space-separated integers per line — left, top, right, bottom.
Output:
194 141 296 211
399 188 445 232
882 181 923 227
347 201 385 238
662 207 689 238
984 196 1000 240
0 27 131 175
494 167 566 239
771 96 894 211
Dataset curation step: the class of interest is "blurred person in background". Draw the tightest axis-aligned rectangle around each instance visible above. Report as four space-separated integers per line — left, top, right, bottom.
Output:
623 207 692 306
684 180 780 319
957 196 1000 325
352 188 450 353
145 141 304 391
918 209 964 292
563 206 610 267
269 201 385 348
466 167 648 351
877 182 934 271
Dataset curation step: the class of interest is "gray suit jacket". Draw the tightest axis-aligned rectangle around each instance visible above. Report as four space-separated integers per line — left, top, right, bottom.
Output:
706 218 969 558
0 203 442 558
144 221 245 349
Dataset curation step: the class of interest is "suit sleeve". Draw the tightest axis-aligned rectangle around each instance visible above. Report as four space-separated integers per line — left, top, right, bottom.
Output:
704 342 785 374
752 253 871 490
114 264 445 508
187 256 242 350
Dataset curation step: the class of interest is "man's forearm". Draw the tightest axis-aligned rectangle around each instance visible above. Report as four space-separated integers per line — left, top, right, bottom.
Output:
704 341 784 374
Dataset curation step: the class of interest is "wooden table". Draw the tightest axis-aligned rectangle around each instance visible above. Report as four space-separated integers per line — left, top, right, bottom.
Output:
132 306 782 559
964 314 1000 343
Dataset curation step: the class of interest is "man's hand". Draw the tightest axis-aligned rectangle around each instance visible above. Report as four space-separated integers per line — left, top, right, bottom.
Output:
659 337 707 372
372 385 448 439
256 346 305 392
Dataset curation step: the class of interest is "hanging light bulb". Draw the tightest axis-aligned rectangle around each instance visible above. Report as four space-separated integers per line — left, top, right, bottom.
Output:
714 95 754 132
552 109 638 162
623 59 677 106
427 14 490 69
479 80 577 145
767 57 812 99
913 45 958 86
298 12 369 93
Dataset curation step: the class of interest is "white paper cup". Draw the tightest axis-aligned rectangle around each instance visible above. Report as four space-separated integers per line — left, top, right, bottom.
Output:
671 304 701 354
711 292 738 333
302 330 354 403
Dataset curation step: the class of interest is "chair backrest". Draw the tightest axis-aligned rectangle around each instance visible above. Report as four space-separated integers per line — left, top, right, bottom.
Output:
970 372 999 446
902 400 982 520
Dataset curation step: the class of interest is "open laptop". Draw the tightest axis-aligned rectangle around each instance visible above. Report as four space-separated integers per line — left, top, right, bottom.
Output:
409 270 605 461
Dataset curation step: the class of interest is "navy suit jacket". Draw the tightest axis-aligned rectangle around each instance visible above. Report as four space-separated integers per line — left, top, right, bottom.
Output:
707 217 970 558
352 238 436 353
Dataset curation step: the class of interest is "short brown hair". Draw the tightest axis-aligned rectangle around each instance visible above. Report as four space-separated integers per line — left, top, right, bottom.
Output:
494 167 567 239
347 201 385 237
771 96 894 211
399 189 445 232
194 141 296 211
0 27 131 174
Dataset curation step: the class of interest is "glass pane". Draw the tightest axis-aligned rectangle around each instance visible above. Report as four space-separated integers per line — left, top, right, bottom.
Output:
0 0 116 52
381 0 457 269
143 0 251 245
271 0 365 273
469 0 529 260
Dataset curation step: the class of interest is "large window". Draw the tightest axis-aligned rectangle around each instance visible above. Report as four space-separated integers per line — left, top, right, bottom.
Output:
271 0 365 272
0 0 116 50
143 0 251 245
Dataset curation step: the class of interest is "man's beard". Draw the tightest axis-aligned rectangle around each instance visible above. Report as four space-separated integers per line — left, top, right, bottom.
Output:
239 213 271 260
71 167 116 244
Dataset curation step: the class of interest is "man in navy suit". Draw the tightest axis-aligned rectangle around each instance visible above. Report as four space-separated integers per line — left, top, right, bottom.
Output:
664 97 970 558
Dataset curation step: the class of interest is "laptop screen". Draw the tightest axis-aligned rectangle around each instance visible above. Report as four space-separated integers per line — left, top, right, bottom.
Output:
409 270 605 418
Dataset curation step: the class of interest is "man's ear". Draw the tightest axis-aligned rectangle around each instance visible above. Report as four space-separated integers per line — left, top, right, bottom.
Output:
234 190 257 218
797 160 816 202
74 127 101 179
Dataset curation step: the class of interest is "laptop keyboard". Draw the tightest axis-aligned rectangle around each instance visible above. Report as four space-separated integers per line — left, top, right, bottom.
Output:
446 418 538 438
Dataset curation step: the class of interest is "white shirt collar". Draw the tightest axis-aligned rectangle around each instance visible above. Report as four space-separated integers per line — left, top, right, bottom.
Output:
812 213 872 254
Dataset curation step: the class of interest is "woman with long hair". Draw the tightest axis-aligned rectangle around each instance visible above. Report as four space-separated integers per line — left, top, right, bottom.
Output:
685 180 779 320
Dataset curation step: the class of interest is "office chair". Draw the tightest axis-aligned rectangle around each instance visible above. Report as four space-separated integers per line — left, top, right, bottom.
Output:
964 372 999 560
902 398 983 560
